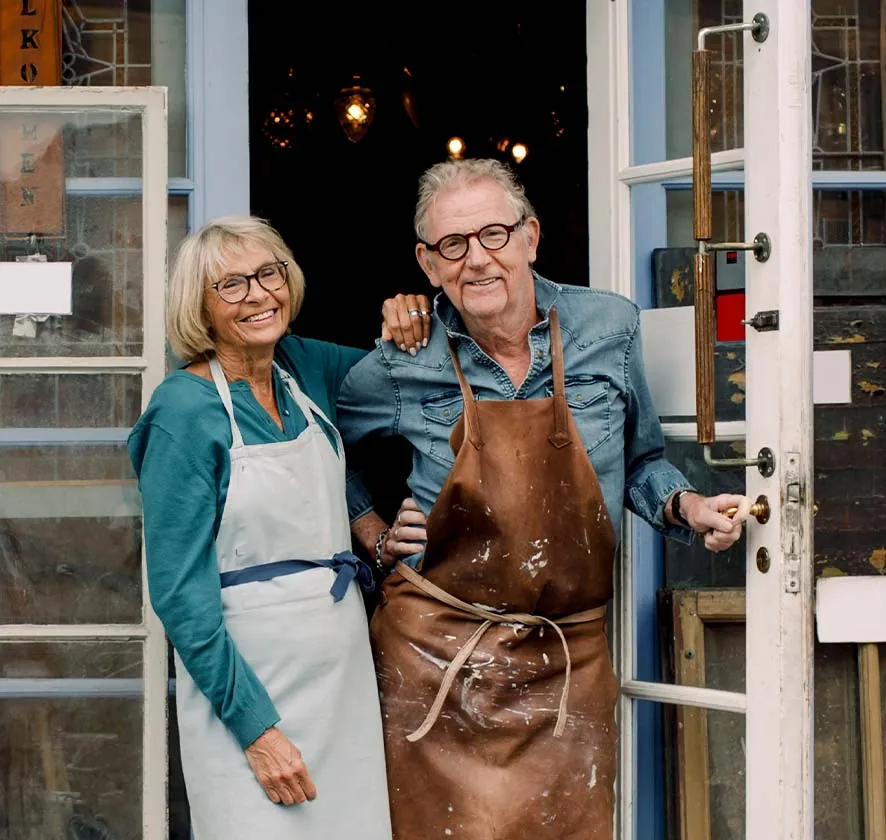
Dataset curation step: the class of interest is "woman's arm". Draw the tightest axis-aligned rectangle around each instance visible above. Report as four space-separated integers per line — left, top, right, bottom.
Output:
130 420 280 749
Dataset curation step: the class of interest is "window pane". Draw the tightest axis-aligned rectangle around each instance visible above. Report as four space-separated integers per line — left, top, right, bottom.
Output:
633 642 864 838
0 373 142 624
632 699 746 838
812 2 884 171
63 0 187 177
0 193 146 358
634 0 745 164
0 641 143 839
647 0 884 168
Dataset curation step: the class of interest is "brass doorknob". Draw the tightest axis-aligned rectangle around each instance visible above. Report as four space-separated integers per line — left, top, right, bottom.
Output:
725 495 770 524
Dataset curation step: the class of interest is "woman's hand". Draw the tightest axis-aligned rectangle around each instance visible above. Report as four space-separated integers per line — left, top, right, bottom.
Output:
379 497 428 567
245 726 317 806
676 492 752 552
381 293 432 355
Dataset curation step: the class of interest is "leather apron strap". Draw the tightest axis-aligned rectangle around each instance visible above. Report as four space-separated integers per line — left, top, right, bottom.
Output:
395 561 607 743
548 307 570 447
446 306 570 449
446 336 483 449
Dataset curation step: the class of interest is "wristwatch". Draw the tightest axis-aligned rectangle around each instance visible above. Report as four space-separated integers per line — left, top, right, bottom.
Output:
671 489 693 528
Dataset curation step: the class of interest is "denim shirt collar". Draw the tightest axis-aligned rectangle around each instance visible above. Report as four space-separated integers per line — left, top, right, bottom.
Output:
432 271 563 338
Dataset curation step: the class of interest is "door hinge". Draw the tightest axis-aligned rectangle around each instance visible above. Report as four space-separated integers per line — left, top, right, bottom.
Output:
783 451 802 594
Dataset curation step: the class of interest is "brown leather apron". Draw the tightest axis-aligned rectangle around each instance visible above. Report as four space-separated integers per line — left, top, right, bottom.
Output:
371 307 619 839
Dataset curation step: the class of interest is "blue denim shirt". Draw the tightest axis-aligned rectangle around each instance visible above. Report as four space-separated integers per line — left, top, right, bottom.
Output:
339 274 694 546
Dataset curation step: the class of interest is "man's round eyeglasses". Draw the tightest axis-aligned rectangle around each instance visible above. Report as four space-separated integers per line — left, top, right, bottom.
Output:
420 217 525 262
210 261 289 303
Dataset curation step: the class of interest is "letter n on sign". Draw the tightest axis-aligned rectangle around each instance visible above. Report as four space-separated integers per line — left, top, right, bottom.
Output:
0 0 65 238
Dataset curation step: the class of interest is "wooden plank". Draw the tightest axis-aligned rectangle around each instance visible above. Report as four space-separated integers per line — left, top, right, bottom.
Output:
696 589 746 622
673 591 712 840
859 644 886 840
0 0 65 237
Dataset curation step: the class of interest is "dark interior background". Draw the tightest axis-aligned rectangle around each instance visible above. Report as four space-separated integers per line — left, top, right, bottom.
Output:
248 2 590 520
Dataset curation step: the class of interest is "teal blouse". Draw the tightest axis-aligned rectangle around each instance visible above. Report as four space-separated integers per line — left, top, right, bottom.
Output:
127 336 367 749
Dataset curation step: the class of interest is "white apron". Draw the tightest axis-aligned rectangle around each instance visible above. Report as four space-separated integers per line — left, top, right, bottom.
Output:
174 357 392 839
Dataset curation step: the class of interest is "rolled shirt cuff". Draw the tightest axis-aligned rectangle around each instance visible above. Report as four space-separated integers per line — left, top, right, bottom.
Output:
345 467 375 523
628 470 697 545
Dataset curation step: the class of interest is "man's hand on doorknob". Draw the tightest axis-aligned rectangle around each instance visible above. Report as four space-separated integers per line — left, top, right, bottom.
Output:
667 491 753 552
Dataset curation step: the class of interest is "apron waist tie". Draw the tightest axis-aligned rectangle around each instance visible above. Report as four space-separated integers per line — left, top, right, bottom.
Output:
395 561 607 743
219 552 375 602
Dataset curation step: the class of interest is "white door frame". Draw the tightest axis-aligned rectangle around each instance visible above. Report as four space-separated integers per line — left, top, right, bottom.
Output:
587 0 815 836
0 84 169 840
743 1 814 836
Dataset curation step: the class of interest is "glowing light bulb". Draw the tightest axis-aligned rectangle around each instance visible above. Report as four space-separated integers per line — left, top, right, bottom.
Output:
335 81 376 142
347 102 367 123
511 143 528 163
447 136 465 159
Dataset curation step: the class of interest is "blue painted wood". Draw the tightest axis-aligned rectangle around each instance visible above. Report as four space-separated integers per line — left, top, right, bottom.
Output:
629 0 670 835
630 0 667 167
632 517 667 840
187 0 250 227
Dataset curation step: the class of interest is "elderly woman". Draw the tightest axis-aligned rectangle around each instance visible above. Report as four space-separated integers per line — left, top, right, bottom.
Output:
127 216 427 839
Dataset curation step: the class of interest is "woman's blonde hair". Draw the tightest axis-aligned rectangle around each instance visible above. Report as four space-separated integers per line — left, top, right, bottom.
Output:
167 215 305 362
166 216 305 362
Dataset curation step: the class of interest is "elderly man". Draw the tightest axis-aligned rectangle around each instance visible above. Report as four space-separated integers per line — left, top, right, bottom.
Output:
341 159 749 840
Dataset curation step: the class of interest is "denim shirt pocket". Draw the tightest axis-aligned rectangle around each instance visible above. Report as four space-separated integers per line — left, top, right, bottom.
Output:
546 375 613 454
420 390 464 466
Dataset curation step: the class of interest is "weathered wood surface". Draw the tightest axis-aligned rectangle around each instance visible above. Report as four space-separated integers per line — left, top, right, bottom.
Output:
814 307 886 578
656 305 886 581
654 246 886 304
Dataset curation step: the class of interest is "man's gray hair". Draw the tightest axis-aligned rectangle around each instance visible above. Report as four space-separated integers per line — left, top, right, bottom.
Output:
414 158 537 241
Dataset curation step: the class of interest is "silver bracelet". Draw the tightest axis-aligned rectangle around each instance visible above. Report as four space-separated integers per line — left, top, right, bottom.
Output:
374 527 390 574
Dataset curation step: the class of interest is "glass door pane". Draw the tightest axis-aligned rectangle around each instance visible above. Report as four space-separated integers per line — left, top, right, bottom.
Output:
0 87 168 840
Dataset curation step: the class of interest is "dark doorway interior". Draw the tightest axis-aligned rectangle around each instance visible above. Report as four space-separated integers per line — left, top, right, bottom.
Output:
248 3 589 520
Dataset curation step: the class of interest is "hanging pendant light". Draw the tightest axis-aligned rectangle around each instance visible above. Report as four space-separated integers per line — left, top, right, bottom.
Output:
336 76 376 143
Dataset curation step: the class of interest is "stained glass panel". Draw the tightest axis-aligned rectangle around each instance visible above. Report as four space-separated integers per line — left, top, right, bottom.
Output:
61 0 187 176
662 0 885 170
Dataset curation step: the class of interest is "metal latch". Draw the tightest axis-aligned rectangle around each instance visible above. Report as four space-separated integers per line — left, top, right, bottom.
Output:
783 452 802 594
742 310 779 332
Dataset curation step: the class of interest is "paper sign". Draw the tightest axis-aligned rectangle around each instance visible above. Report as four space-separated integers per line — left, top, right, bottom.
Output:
0 260 72 314
816 576 886 643
639 306 697 417
812 349 852 405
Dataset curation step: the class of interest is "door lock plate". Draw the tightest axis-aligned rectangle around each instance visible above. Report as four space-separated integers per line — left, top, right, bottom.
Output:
783 452 802 594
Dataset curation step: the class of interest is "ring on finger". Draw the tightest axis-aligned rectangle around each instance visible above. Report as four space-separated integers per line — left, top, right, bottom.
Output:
419 309 429 317
407 309 421 317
